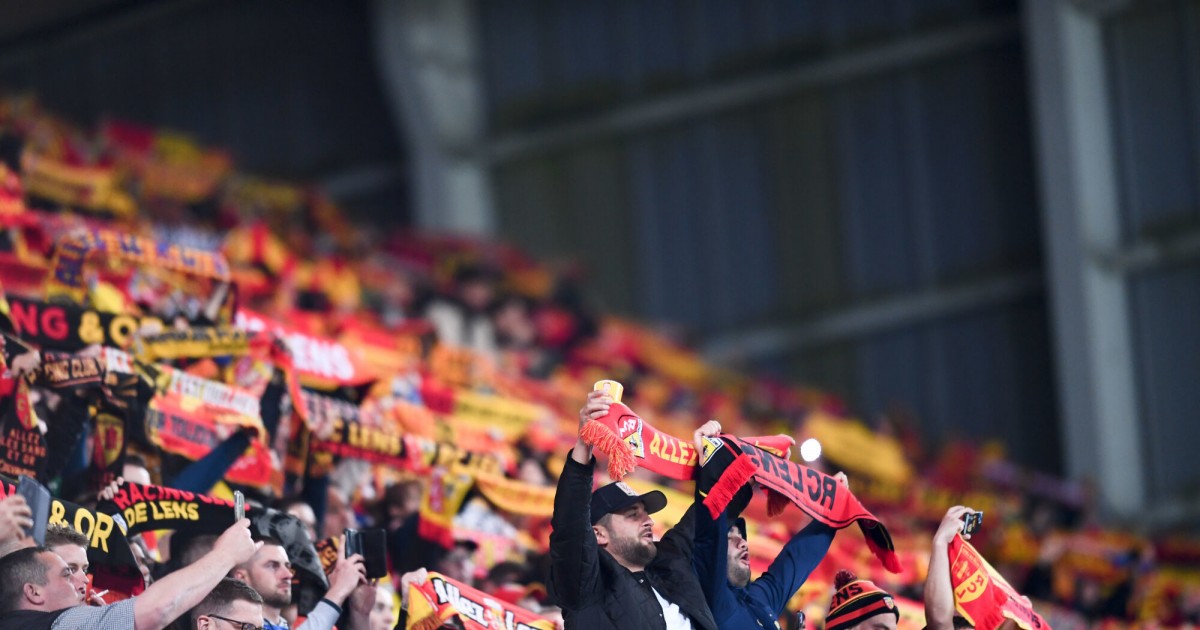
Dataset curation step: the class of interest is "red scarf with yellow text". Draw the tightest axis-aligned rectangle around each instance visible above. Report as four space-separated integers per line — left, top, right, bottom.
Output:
949 533 1050 630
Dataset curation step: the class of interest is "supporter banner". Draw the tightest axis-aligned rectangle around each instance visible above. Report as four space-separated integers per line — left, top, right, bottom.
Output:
419 467 474 549
450 389 545 441
144 396 272 488
406 571 555 630
949 533 1050 630
156 363 261 419
224 175 307 216
309 413 412 469
473 473 556 519
236 309 375 386
96 481 326 599
300 389 360 436
103 120 231 203
0 412 47 478
337 319 426 376
0 474 142 595
804 412 913 485
46 228 231 303
0 164 29 219
0 354 114 477
134 327 253 362
428 345 493 390
20 152 136 218
7 296 165 350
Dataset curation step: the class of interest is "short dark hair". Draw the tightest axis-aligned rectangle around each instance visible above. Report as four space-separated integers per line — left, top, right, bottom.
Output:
0 546 50 614
45 524 89 550
124 453 149 469
177 534 219 568
233 536 286 575
188 577 264 627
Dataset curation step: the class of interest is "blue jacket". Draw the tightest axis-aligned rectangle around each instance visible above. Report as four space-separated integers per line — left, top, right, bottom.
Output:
693 503 834 629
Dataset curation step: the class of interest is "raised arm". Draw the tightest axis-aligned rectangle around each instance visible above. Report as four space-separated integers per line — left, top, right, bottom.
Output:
547 391 609 610
132 518 261 630
744 472 844 617
925 506 975 630
745 519 835 615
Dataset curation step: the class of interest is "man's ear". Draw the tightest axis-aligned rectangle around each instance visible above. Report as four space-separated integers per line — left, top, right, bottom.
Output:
593 525 609 547
230 567 248 582
23 582 44 605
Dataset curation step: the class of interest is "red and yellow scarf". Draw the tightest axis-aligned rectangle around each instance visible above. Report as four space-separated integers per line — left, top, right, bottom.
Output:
949 533 1050 630
581 401 901 572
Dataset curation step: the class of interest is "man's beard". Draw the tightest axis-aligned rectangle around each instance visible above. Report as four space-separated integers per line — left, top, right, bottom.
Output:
609 533 657 567
728 561 751 588
260 586 292 609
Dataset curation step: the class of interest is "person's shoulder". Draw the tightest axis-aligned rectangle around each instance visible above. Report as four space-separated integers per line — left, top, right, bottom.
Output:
52 599 136 630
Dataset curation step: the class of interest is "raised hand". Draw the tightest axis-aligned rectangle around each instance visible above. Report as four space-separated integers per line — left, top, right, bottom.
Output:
934 505 975 545
213 518 262 565
0 494 33 544
692 419 722 454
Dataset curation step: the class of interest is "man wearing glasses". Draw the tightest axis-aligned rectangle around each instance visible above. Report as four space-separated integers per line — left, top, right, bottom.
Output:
0 517 261 630
188 577 265 630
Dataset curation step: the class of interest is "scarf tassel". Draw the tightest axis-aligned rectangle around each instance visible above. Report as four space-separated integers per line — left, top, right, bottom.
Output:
580 419 636 480
862 529 902 573
701 453 757 518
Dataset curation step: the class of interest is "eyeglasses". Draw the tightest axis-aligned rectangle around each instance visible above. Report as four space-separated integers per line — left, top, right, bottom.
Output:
206 614 264 630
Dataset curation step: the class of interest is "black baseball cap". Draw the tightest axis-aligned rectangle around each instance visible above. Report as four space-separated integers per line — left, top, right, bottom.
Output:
731 517 748 540
590 481 667 525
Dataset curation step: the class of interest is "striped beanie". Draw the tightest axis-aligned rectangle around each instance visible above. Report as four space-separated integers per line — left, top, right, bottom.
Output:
826 570 900 630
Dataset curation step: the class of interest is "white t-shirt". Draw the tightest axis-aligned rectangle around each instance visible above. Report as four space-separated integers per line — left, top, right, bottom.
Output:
652 586 695 630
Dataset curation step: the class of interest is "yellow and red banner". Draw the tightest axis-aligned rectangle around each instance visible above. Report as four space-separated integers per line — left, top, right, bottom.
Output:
406 572 555 630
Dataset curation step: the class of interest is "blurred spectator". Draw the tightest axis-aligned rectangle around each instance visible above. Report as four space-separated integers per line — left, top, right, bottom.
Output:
424 264 499 357
367 581 396 630
121 455 153 488
322 487 357 541
128 535 154 588
375 481 421 532
432 539 479 587
277 497 318 544
184 577 263 630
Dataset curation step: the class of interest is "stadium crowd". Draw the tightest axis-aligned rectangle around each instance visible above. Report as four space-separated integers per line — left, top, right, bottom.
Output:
0 95 1193 630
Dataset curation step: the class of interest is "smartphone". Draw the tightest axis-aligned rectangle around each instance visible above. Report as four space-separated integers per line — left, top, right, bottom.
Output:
344 527 388 579
961 511 984 536
17 475 50 545
233 490 245 521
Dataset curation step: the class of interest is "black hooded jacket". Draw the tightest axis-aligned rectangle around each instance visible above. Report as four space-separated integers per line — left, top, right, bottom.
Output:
548 456 717 630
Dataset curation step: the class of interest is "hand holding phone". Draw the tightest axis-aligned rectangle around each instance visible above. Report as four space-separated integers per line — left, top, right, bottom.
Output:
16 475 50 546
344 527 388 579
961 511 984 537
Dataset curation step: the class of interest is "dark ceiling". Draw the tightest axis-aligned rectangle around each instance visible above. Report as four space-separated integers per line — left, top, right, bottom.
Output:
0 0 410 225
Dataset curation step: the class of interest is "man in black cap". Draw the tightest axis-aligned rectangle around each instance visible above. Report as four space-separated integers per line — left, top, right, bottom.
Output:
549 389 718 630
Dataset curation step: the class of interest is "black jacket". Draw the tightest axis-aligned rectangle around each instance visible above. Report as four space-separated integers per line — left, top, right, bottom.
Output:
549 456 717 630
